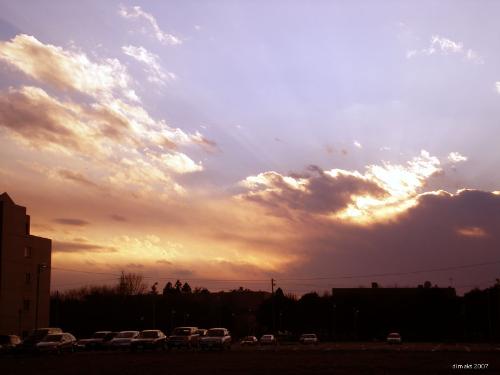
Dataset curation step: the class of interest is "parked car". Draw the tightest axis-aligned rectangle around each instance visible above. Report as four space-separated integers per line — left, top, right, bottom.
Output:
386 332 402 344
240 336 258 346
36 333 77 354
199 328 231 350
130 330 167 351
299 333 318 345
167 327 199 349
18 328 63 353
0 335 21 354
107 331 139 350
259 334 277 345
77 331 115 350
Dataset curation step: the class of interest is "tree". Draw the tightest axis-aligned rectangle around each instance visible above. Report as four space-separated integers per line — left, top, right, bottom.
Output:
150 282 159 295
163 281 174 295
182 282 192 294
174 280 182 293
117 271 147 295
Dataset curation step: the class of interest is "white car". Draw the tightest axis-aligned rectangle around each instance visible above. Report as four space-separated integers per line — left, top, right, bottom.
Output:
259 334 277 345
200 328 231 350
386 332 402 344
108 331 139 349
299 333 318 345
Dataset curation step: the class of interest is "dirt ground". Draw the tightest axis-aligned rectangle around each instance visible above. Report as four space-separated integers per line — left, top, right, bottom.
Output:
1 343 500 375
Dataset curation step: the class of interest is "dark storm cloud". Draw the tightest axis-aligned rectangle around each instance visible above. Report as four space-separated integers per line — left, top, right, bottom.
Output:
283 190 500 289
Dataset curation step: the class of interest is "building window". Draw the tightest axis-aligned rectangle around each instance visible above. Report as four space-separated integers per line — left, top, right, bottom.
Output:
23 299 30 312
25 272 31 285
24 247 32 258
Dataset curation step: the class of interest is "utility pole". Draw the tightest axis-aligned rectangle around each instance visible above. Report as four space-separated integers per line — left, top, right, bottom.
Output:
35 263 47 330
271 278 276 334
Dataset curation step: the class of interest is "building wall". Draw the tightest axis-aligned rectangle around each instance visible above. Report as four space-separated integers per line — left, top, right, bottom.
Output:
0 194 51 336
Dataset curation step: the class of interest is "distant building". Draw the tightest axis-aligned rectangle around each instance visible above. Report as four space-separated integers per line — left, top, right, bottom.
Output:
0 193 51 336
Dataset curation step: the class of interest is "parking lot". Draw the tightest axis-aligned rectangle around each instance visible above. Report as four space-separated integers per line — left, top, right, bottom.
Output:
1 342 500 375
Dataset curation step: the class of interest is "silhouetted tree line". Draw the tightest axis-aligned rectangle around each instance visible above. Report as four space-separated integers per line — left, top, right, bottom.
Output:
50 274 500 342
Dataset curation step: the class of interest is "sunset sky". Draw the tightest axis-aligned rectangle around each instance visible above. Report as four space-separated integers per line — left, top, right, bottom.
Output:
1 1 500 294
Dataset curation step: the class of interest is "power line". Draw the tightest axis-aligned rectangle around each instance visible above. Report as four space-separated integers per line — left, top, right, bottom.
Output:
50 259 500 283
277 259 500 281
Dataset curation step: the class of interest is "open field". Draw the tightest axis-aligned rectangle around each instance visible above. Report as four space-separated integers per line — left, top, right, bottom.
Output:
1 343 500 375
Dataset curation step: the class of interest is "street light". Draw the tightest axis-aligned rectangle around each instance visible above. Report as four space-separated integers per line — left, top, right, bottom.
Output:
35 263 47 330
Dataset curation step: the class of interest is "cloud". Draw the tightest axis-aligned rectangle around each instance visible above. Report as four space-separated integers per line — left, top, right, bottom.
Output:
0 34 138 102
119 5 182 45
456 226 487 238
240 150 441 224
58 169 102 190
53 218 90 226
407 35 484 64
353 140 362 149
53 240 117 253
281 189 500 290
496 82 500 94
447 152 468 163
0 34 214 198
240 165 387 218
122 45 175 85
110 214 127 222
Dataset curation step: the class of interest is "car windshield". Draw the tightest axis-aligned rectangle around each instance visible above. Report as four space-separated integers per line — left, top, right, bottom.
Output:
389 333 400 338
116 332 136 338
207 329 225 337
92 332 108 339
139 331 159 338
172 328 192 336
42 334 63 342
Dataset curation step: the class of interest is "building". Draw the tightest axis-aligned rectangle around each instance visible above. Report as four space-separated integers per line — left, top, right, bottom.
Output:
331 283 459 341
0 192 51 336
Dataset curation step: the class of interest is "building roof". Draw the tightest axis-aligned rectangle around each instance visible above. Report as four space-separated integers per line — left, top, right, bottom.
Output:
0 192 15 205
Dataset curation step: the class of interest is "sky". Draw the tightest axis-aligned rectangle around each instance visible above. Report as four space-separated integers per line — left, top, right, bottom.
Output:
0 1 499 294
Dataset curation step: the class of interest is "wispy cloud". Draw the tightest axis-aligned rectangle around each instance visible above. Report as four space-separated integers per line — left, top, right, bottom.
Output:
119 5 182 45
407 35 484 64
0 34 139 102
122 45 175 85
53 218 90 226
447 152 468 163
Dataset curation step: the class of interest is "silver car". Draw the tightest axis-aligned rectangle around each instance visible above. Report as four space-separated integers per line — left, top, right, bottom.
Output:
36 333 77 354
108 331 139 350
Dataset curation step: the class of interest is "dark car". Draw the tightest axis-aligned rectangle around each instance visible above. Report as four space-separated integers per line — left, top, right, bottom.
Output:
77 331 115 350
167 327 199 349
18 328 63 353
0 335 21 354
130 330 167 351
36 333 77 354
199 328 232 350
